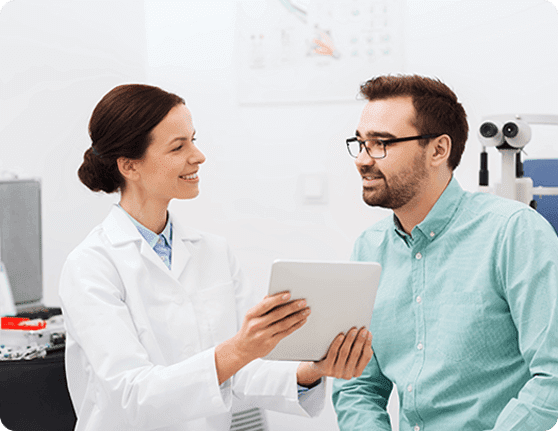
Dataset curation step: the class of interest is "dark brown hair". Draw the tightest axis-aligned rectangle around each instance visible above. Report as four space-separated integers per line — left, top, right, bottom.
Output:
78 84 185 193
359 74 468 170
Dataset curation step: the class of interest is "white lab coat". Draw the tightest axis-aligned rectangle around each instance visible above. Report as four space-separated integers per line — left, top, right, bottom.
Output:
59 204 325 431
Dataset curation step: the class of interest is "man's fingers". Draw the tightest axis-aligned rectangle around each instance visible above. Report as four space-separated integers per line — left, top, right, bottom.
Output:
354 332 373 377
334 327 359 377
341 327 368 378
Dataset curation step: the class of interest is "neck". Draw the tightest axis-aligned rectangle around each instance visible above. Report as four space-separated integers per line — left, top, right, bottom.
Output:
394 172 452 235
119 190 170 234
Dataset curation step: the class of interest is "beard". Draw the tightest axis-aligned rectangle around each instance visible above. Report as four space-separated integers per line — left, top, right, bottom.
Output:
361 149 429 209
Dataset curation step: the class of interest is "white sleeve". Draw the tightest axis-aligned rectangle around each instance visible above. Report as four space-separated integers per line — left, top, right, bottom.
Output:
232 359 326 417
60 249 231 430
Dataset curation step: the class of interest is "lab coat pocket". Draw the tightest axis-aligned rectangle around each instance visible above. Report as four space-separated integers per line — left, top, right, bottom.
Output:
435 292 488 363
197 282 238 346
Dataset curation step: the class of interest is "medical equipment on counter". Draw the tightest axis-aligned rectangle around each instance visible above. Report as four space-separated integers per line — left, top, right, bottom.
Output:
0 314 66 361
477 114 558 206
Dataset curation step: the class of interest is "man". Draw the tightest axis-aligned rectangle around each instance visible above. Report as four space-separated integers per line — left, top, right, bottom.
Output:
332 74 558 431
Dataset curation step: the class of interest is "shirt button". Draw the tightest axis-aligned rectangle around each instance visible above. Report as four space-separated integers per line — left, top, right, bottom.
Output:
430 231 435 237
158 238 163 245
416 296 422 303
407 384 413 392
417 343 424 350
160 255 166 261
414 426 420 431
415 252 422 260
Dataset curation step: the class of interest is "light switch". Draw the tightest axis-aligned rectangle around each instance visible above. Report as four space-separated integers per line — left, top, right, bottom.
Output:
301 173 328 204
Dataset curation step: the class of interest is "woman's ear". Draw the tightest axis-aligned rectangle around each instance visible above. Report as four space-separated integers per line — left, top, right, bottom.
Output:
430 134 452 168
117 157 140 182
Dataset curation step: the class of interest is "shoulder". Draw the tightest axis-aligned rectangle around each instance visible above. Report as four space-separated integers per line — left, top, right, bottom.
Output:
66 224 111 263
465 191 528 217
356 215 393 242
171 217 229 249
352 215 393 260
460 190 547 228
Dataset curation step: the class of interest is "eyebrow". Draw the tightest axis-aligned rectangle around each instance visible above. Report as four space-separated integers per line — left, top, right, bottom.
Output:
168 131 196 145
355 130 397 140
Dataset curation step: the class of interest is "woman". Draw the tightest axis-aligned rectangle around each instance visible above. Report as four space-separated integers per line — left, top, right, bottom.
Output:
59 84 372 431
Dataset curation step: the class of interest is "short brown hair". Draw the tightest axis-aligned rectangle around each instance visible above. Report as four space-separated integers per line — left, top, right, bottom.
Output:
78 84 185 193
359 74 468 170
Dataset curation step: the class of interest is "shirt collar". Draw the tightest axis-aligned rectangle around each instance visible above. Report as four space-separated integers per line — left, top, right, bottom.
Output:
117 204 173 248
393 176 465 242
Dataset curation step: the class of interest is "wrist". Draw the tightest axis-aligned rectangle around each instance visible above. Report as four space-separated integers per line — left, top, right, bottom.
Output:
296 362 324 388
215 337 252 385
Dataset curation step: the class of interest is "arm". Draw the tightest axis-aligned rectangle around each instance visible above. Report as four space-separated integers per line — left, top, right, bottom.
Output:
61 246 309 429
332 352 394 431
490 210 558 431
60 250 231 429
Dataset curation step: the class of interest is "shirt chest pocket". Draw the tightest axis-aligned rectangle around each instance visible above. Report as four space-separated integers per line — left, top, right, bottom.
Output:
435 292 489 362
195 282 238 347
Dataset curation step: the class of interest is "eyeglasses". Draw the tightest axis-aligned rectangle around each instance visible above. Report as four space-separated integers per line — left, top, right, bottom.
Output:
346 134 442 159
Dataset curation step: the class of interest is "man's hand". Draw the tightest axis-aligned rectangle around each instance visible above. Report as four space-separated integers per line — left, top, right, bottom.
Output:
297 327 373 387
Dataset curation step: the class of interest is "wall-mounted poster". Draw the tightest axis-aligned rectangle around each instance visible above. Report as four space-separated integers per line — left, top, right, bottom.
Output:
236 0 406 104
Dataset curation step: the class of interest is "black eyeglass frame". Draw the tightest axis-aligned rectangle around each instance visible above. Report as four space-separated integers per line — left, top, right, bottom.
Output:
346 133 443 159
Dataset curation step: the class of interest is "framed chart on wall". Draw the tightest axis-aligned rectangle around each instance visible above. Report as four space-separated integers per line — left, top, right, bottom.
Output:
235 0 406 105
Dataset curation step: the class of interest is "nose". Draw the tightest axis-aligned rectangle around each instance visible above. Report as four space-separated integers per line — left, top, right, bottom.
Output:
190 144 206 165
354 147 375 169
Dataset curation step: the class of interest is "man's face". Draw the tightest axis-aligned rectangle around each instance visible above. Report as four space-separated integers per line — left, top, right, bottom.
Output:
354 96 430 210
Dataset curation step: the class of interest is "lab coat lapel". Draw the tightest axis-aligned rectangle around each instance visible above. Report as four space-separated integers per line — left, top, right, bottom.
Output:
170 217 202 280
104 205 175 275
139 240 170 274
171 234 190 279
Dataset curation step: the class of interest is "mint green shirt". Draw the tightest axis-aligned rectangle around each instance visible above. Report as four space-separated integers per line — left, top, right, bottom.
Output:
333 177 558 431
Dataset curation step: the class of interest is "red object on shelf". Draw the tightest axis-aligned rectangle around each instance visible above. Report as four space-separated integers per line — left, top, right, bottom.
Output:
1 317 47 331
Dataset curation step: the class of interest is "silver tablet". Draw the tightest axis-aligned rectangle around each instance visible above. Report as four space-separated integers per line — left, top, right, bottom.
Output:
263 259 382 362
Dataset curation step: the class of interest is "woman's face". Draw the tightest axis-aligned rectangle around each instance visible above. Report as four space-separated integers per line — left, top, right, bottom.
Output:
132 104 206 203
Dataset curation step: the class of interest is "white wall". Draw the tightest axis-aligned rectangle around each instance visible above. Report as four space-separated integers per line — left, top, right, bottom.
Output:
1 0 558 430
0 0 148 306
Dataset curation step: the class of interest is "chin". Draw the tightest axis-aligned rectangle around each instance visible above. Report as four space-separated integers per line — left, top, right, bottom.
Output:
363 189 391 209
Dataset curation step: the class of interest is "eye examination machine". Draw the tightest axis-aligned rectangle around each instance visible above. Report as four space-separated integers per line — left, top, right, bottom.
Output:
478 114 558 232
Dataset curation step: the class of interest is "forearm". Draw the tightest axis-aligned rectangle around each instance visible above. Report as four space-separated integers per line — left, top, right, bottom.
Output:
333 378 393 431
489 374 558 431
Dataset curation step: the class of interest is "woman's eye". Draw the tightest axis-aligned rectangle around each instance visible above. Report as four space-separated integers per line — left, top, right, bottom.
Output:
172 145 183 152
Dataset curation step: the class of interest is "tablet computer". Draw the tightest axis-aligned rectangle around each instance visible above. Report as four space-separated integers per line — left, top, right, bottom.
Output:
263 259 382 362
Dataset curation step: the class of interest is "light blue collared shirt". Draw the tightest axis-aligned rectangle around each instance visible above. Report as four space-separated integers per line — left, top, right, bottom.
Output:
118 204 173 269
333 177 558 431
